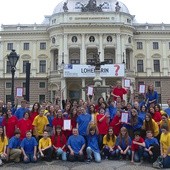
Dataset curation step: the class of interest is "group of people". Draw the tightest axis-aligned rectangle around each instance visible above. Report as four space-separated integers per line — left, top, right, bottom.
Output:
0 81 170 169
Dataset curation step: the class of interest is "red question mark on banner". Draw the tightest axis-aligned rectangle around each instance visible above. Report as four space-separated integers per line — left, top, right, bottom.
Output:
114 64 120 76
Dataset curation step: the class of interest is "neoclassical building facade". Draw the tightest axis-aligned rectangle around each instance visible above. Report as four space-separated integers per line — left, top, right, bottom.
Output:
0 0 170 104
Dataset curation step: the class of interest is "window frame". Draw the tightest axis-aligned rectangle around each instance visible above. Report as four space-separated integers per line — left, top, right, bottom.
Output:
39 60 46 73
137 59 144 72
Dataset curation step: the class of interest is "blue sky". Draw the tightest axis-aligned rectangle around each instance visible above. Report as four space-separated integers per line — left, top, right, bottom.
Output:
0 0 169 25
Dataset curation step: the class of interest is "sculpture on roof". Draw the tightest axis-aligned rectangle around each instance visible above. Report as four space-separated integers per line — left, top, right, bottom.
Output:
115 2 121 12
63 2 68 12
81 0 104 12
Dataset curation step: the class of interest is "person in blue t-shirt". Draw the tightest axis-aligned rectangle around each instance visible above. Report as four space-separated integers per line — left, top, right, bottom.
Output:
67 128 85 162
164 99 170 117
116 127 132 160
76 107 91 137
143 131 160 163
7 130 22 163
14 100 29 120
20 131 38 163
86 125 101 163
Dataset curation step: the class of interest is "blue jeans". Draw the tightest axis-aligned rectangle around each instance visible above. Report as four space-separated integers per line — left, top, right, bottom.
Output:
116 148 131 159
103 146 116 158
134 146 144 162
86 147 101 163
163 155 170 168
56 148 67 161
23 153 37 163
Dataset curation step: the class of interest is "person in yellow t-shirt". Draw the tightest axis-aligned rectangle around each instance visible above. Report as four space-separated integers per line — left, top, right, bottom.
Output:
32 109 49 141
160 113 170 131
0 126 8 166
102 127 116 160
159 124 170 168
38 130 52 162
142 113 159 138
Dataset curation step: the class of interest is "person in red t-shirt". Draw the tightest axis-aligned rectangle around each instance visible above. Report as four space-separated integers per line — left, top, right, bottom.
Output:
17 111 32 140
97 108 109 149
111 81 127 101
109 110 122 136
51 126 67 161
131 131 145 163
52 110 63 135
2 109 18 139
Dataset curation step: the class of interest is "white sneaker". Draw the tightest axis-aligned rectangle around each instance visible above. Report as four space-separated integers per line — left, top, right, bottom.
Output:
0 159 3 166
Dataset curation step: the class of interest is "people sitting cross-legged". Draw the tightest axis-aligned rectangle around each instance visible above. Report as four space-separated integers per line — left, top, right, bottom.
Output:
86 124 101 163
51 126 67 161
38 130 53 162
20 131 38 163
67 128 85 162
7 129 22 163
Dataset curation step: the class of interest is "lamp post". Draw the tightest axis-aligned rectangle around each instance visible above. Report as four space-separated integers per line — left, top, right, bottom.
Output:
7 49 19 106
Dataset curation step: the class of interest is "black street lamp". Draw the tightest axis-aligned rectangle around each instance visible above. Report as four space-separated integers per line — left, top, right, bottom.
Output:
7 49 19 106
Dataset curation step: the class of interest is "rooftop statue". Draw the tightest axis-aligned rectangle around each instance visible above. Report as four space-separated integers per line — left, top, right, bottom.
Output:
81 0 104 12
63 2 68 12
115 2 121 12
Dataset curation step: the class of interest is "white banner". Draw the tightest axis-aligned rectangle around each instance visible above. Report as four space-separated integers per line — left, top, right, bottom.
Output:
63 64 125 78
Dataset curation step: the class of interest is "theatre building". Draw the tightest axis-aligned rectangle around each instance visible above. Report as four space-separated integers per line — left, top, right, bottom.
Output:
0 0 170 105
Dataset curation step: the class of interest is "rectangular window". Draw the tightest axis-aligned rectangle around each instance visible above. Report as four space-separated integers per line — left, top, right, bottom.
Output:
23 60 29 73
153 42 159 49
6 61 11 73
137 42 143 49
154 60 160 72
39 95 45 103
6 95 11 103
137 60 144 72
87 59 95 65
70 59 80 64
40 42 46 50
6 82 12 88
39 60 46 73
7 43 13 50
104 59 113 64
23 43 29 50
155 81 161 87
39 82 46 88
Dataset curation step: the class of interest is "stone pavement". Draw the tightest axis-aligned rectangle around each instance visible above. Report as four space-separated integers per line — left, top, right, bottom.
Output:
2 160 169 170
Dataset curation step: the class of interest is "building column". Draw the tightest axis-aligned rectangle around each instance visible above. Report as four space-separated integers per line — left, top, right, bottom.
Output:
81 34 86 64
58 35 63 65
64 34 69 64
146 40 152 76
116 34 122 64
162 41 168 76
99 34 104 61
82 78 86 100
32 41 37 77
0 42 4 77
